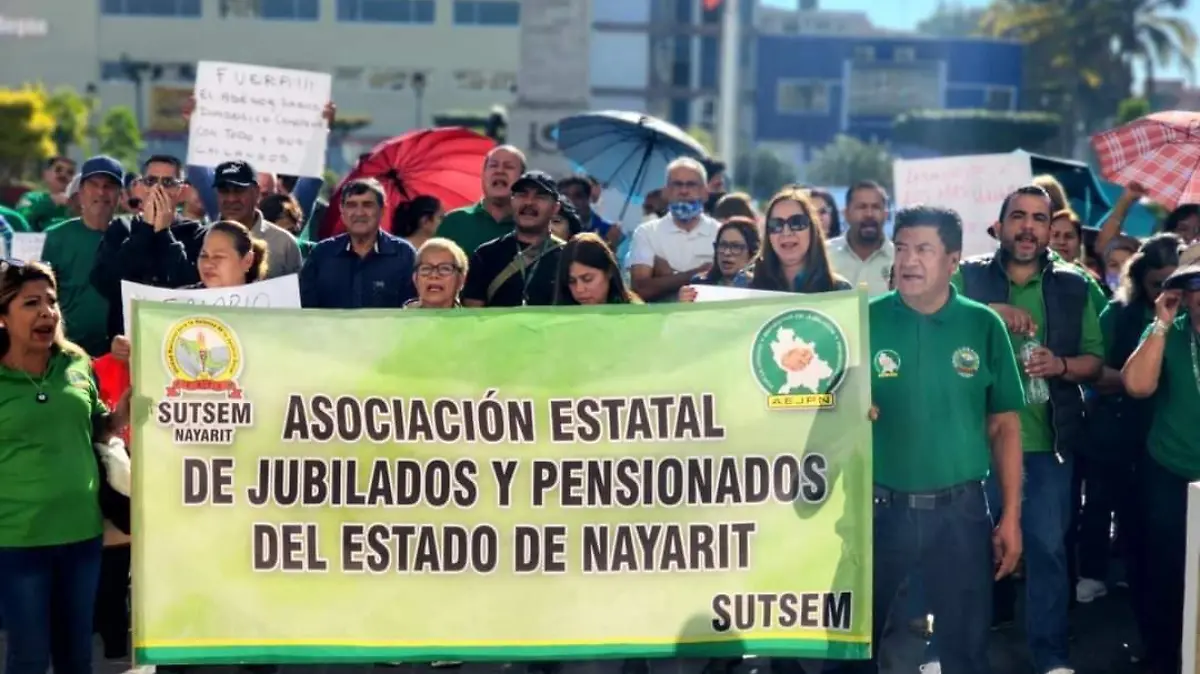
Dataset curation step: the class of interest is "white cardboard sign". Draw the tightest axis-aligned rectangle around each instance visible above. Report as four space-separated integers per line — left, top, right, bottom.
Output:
122 274 301 336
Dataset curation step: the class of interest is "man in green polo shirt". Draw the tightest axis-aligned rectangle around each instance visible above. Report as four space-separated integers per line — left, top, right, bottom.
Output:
952 184 1103 674
868 205 1025 674
438 145 524 255
16 155 76 231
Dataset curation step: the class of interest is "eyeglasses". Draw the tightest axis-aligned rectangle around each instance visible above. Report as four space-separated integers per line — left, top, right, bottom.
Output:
142 176 182 188
715 241 748 254
765 215 812 235
417 263 461 278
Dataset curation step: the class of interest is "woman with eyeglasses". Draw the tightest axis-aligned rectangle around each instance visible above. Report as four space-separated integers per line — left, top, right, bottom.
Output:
807 188 842 239
676 217 758 301
0 259 130 674
553 233 642 305
405 238 469 309
752 187 851 294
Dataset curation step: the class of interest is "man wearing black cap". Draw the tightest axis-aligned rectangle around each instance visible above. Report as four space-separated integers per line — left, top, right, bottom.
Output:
40 155 124 356
213 160 301 278
462 171 564 308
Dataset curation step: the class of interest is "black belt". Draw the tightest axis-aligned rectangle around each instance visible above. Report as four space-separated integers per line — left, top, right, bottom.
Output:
872 480 982 510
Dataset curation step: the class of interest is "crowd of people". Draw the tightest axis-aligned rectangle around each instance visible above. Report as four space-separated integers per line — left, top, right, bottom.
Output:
0 115 1198 674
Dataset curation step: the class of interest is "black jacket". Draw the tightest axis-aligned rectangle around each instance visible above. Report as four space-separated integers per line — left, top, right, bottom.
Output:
91 214 207 339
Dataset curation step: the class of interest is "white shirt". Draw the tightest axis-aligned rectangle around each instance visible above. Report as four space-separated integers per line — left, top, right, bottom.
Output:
826 236 894 297
625 213 720 273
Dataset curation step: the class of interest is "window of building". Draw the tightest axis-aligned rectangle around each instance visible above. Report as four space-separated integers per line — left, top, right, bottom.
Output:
102 0 201 17
101 60 193 82
101 61 128 82
257 0 319 20
337 0 435 24
853 45 875 61
894 46 916 63
985 86 1015 111
777 80 830 115
453 1 519 26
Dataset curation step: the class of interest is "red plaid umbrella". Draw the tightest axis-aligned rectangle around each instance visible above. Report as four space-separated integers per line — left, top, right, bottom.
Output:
1091 111 1200 210
319 127 494 239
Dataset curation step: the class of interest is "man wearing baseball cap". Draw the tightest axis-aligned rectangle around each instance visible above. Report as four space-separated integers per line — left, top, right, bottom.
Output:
461 170 564 307
212 160 301 278
1121 241 1200 674
40 155 124 356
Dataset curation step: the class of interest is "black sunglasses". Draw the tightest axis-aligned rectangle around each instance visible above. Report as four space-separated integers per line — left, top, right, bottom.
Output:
765 214 811 235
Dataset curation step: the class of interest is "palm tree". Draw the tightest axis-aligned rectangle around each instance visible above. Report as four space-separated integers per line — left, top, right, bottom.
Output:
1108 0 1197 102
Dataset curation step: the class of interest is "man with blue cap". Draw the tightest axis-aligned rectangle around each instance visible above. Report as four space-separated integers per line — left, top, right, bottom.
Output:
41 155 124 357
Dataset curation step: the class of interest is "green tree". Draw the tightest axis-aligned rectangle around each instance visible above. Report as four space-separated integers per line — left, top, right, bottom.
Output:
805 135 894 192
684 126 716 155
1116 97 1151 124
0 87 57 182
734 148 797 201
95 106 144 168
893 109 1061 155
916 0 986 37
44 86 93 156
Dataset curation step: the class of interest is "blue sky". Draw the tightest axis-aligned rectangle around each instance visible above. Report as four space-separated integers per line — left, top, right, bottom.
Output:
760 0 1199 81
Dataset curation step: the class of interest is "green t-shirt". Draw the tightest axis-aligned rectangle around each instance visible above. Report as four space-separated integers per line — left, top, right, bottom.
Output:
869 288 1026 491
41 218 110 357
16 189 72 232
438 201 513 255
951 261 1104 453
1142 315 1200 480
0 350 105 547
0 204 31 233
1099 300 1154 364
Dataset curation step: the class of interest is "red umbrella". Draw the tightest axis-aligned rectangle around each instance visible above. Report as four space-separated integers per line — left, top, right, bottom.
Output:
319 127 495 239
1091 111 1200 210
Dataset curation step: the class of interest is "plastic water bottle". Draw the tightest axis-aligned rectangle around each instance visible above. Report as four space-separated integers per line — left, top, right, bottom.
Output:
1020 338 1051 405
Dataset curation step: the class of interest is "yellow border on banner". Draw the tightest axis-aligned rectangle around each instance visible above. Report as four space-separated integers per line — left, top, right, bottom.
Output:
138 633 871 648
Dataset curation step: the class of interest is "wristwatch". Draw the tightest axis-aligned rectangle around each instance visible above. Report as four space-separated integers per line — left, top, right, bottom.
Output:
1151 319 1171 337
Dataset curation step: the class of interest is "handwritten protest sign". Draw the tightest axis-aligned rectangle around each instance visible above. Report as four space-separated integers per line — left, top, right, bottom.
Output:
122 274 300 336
130 294 873 665
893 152 1033 258
187 61 331 177
10 232 46 261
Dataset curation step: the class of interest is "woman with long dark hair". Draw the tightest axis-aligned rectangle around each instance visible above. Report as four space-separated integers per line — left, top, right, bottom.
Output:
808 188 842 239
553 233 641 305
0 259 130 674
751 187 850 294
392 195 444 250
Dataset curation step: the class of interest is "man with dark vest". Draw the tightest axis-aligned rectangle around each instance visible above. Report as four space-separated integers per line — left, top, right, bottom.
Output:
951 184 1103 674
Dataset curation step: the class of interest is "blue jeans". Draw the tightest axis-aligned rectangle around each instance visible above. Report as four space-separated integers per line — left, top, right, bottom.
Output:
0 536 103 674
859 481 993 674
987 452 1074 673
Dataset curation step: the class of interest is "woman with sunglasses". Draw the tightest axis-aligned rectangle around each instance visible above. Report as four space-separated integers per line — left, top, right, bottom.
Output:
752 187 850 294
405 238 469 309
0 259 130 674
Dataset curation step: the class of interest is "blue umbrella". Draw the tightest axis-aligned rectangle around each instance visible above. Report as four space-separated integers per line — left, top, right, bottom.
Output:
556 110 709 220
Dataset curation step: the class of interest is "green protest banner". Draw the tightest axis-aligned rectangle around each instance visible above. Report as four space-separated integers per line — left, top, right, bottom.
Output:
130 291 873 665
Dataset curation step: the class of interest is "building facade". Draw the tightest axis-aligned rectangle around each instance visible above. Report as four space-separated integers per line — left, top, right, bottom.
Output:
754 33 1024 166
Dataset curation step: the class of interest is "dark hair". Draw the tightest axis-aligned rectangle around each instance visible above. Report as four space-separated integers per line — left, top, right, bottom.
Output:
845 180 889 208
260 193 304 230
392 195 443 237
554 233 640 305
807 188 842 238
1051 207 1082 238
142 154 183 176
892 205 964 255
643 189 666 217
753 187 841 293
998 184 1052 222
46 156 74 169
278 175 299 192
702 216 759 285
1163 204 1200 233
1117 232 1184 306
556 176 591 196
0 260 84 359
342 178 386 208
555 196 583 237
713 192 756 222
207 220 269 283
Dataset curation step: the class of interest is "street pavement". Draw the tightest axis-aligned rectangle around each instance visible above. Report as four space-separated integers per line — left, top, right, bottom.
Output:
1 585 1141 674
